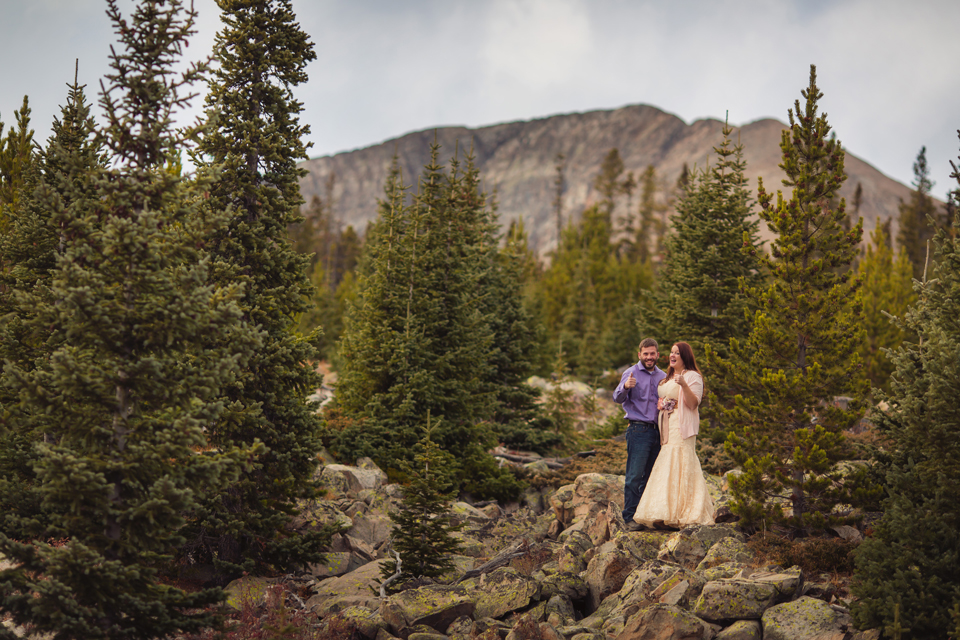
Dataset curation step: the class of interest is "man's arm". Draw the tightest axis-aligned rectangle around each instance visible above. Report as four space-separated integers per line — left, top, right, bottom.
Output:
612 369 634 404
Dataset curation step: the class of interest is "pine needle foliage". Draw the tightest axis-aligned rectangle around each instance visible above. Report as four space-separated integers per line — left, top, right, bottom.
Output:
897 147 945 280
709 66 870 532
0 96 37 232
0 67 104 540
857 220 916 392
335 145 526 501
0 1 257 637
643 120 763 365
380 414 463 591
191 0 334 576
852 134 960 640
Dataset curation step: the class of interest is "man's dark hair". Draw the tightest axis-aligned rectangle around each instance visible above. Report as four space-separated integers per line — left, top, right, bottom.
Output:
638 338 659 351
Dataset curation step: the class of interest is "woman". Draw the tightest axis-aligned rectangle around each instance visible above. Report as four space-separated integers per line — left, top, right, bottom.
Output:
632 342 715 529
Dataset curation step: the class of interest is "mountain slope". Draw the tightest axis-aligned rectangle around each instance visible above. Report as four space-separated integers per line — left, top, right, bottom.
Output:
299 104 912 253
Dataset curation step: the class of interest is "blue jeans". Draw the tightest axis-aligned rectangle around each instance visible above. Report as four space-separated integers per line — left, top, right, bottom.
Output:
622 420 661 522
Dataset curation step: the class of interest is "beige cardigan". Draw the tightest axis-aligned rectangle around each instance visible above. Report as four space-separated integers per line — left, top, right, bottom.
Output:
658 371 704 445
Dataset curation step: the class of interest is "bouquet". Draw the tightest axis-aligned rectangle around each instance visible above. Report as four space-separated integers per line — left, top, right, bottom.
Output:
661 398 677 413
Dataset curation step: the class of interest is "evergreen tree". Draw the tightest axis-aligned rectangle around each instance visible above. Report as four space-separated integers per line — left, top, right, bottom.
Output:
852 134 960 638
0 66 104 539
538 204 650 375
380 415 463 591
552 152 566 250
594 148 624 222
897 146 941 279
857 219 916 392
709 66 868 531
0 96 37 232
190 0 332 576
0 1 256 637
335 146 523 500
635 164 665 263
643 121 762 362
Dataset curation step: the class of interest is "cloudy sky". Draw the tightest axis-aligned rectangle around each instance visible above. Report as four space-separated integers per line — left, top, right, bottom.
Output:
2 0 959 194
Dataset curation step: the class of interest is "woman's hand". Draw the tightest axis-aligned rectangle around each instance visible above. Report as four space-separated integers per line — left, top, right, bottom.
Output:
657 397 664 411
675 372 687 387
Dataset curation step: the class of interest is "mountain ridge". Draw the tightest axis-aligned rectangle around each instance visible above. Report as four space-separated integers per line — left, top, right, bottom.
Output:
299 104 913 253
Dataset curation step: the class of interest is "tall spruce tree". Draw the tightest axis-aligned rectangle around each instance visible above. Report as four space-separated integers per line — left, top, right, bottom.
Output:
852 133 960 639
0 67 104 539
0 97 37 232
335 146 523 500
0 1 256 637
857 219 916 392
191 0 332 575
709 66 868 531
897 146 941 280
642 121 762 361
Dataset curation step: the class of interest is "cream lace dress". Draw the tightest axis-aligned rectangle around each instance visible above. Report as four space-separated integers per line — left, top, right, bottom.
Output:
632 377 715 528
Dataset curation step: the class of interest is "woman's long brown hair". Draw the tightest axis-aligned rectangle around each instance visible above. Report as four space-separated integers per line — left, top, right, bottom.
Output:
664 341 701 381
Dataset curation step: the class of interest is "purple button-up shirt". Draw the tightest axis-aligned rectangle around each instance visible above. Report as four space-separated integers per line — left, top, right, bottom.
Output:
613 362 666 423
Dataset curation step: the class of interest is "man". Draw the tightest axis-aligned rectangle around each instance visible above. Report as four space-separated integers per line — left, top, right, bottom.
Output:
613 338 665 531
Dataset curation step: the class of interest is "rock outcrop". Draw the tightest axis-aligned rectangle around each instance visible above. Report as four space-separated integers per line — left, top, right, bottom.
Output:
305 457 875 640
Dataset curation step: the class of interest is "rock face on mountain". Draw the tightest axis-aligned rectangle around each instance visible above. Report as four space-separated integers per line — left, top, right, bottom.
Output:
299 104 912 254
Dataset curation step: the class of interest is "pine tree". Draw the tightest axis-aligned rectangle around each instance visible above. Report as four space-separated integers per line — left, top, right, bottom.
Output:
594 148 625 223
552 152 566 250
335 145 523 500
644 121 763 362
852 134 960 639
0 1 256 637
857 219 916 392
0 96 37 232
635 165 665 263
0 66 104 539
380 414 463 591
710 66 868 531
191 0 332 576
897 147 941 279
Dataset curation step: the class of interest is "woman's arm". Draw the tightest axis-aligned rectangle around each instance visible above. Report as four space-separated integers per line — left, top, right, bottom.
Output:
676 372 703 410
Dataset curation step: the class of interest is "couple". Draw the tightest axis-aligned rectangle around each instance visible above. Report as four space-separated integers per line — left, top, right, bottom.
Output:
613 338 715 531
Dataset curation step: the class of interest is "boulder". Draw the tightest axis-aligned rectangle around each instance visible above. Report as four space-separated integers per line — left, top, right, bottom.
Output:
463 567 539 619
693 579 780 622
348 513 394 549
700 562 749 582
380 584 476 636
584 501 624 546
308 550 370 578
715 620 762 640
445 615 476 640
658 532 706 569
761 597 854 640
617 530 670 563
584 548 637 612
307 559 389 613
321 461 388 498
617 604 716 640
540 571 589 603
545 594 577 628
649 568 706 610
746 566 803 602
549 483 577 526
696 537 754 571
315 594 380 618
571 473 624 524
451 501 492 524
338 606 388 639
658 524 743 569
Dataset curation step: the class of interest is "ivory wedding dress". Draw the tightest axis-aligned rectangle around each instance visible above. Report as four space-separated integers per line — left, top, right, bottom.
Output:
632 376 715 528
